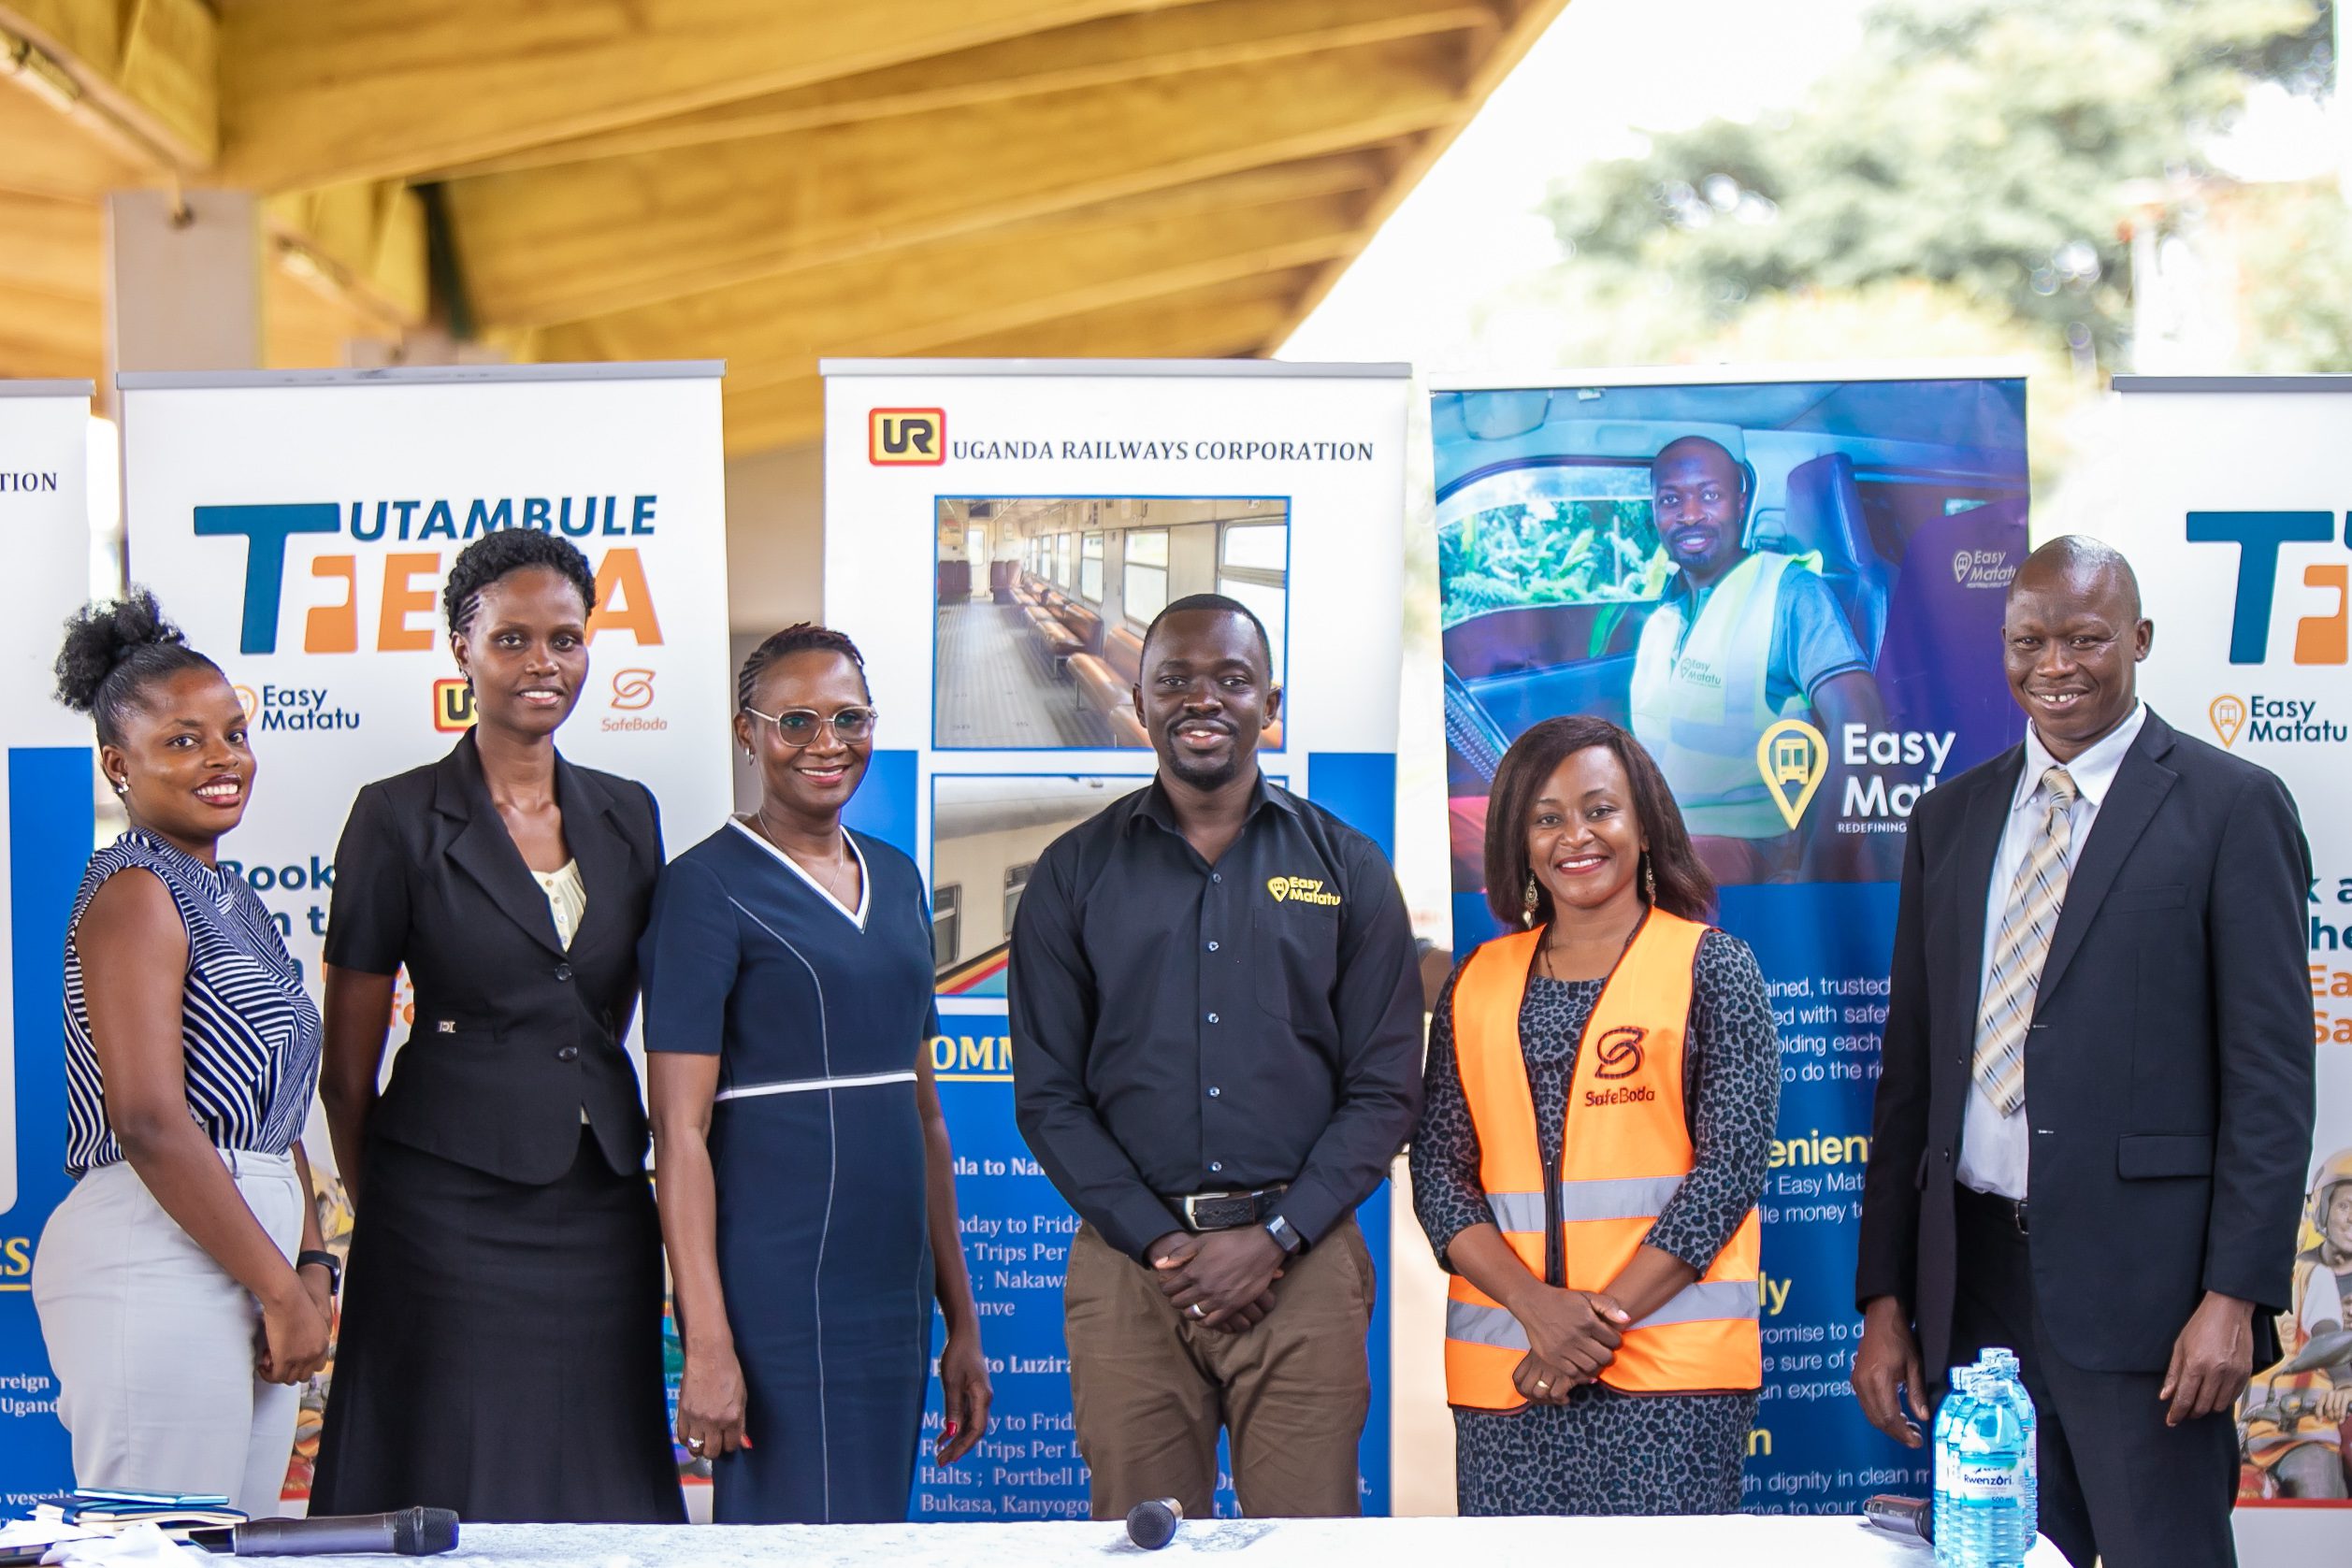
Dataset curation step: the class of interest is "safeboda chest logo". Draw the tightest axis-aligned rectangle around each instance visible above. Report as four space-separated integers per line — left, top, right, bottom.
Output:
869 409 945 466
1265 875 1342 908
192 499 669 657
1755 719 1829 829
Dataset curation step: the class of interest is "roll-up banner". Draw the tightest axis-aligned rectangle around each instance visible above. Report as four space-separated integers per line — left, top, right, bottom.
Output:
2102 376 2351 1557
0 382 101 1503
118 364 733 1502
820 358 1410 1519
1430 366 2032 1514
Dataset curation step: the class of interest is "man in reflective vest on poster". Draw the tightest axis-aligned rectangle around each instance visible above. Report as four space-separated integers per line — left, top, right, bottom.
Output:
1629 435 1887 885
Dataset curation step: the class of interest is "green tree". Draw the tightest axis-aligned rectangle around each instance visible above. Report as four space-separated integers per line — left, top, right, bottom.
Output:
1541 0 2336 370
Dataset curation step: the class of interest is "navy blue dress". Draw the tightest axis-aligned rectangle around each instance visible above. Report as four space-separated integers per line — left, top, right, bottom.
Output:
640 821 938 1523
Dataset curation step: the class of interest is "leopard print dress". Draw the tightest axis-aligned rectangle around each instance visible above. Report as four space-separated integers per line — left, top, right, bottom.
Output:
1409 929 1779 1516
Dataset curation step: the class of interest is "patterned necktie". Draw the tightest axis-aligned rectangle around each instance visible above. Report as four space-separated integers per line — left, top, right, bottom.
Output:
1973 766 2080 1116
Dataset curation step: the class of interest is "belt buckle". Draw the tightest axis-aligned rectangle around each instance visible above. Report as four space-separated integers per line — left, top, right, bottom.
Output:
1182 1192 1254 1231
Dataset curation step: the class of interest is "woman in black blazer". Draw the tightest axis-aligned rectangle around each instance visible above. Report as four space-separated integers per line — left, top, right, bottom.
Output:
309 531 684 1522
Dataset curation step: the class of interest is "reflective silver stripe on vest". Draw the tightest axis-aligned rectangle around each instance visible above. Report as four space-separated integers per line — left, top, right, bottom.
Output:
1445 1299 1531 1351
1485 1190 1547 1232
714 1069 916 1102
1633 1277 1762 1330
1557 1174 1686 1221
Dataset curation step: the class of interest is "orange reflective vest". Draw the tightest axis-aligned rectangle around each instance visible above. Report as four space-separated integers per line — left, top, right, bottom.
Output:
1443 911 1762 1408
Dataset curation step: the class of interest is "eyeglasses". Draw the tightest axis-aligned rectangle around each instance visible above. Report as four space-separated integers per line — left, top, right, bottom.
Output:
743 704 878 747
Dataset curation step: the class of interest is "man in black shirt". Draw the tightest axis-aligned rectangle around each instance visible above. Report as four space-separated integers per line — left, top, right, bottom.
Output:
1011 593 1423 1520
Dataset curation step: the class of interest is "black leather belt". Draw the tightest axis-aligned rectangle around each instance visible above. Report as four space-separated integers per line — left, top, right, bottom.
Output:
1957 1184 2030 1235
1162 1185 1288 1232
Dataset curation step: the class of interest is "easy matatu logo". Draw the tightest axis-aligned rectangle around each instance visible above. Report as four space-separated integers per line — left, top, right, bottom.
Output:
1755 718 1829 829
2206 691 2343 747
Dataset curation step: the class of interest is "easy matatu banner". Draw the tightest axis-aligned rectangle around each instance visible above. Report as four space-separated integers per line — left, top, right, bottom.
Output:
2103 378 2351 1543
0 382 100 1503
822 358 1409 1519
120 365 733 1498
1431 367 2031 1515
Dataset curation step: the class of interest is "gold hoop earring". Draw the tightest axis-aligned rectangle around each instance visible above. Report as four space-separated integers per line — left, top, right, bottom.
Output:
1521 871 1540 927
1643 853 1657 904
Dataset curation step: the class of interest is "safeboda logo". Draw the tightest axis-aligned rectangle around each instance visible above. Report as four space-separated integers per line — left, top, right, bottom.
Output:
2188 511 2352 665
193 500 669 656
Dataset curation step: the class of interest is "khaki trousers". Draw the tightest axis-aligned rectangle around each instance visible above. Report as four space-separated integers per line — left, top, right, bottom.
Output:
1063 1217 1374 1520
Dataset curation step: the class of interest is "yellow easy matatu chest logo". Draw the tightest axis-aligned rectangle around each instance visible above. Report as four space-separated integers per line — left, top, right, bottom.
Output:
1265 875 1342 908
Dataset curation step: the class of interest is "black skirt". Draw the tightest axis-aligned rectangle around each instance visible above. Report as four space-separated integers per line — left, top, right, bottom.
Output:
310 1128 685 1522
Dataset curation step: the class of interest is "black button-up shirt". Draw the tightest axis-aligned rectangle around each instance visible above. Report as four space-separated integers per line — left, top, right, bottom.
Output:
1009 774 1424 1259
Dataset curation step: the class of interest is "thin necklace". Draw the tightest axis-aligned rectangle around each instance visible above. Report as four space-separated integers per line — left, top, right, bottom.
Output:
754 806 852 904
1537 909 1643 981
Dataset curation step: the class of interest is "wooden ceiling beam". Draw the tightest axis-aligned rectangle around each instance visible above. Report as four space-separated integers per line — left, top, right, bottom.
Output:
0 76 152 197
1270 0 1569 346
440 0 1499 180
721 270 1308 454
0 0 217 172
530 166 1374 380
263 181 429 329
446 36 1463 330
214 0 1225 193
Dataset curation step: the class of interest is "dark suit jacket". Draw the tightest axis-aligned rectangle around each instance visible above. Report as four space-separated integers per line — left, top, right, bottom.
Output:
325 732 665 1185
1857 710 2314 1375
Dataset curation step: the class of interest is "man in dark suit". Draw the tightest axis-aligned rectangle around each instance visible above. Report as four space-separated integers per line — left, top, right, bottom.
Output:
1853 537 2314 1566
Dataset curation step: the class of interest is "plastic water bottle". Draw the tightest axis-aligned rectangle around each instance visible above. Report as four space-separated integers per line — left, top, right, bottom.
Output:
1942 1354 2034 1566
1932 1367 1979 1565
1974 1348 2038 1538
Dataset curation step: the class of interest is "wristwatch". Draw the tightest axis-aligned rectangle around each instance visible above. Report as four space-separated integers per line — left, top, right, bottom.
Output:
1263 1215 1304 1257
296 1248 341 1295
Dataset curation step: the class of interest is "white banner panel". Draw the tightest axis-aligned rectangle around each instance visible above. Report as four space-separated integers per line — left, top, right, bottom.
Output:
119 364 733 1131
821 358 1409 1520
2103 377 2352 1550
0 381 102 1497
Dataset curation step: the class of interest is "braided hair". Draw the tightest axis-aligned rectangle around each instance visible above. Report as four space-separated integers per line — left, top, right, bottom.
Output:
54 589 224 746
737 624 868 711
442 530 598 638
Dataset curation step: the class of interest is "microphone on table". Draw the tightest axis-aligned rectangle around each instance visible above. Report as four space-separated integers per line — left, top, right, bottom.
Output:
190 1508 460 1557
1126 1498 1184 1550
1861 1495 1931 1543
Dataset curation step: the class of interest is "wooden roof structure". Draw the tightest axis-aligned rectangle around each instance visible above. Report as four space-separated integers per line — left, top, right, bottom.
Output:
1 1 1565 455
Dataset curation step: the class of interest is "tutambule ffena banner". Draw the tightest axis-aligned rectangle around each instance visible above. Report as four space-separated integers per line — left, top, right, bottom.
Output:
1429 367 2031 1515
117 364 734 1503
0 381 102 1503
820 357 1410 1518
2101 376 2351 1556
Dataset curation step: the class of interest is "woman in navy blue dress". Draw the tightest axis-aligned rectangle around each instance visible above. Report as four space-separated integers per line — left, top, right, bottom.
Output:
640 624 990 1522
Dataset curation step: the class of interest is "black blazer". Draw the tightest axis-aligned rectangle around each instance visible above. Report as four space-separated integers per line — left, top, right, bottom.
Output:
325 732 665 1185
1857 710 2314 1375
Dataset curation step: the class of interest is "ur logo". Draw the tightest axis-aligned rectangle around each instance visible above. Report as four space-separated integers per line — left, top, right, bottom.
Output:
1755 718 1829 829
1593 1026 1646 1080
869 409 945 466
2210 695 2246 748
432 678 476 733
611 669 655 711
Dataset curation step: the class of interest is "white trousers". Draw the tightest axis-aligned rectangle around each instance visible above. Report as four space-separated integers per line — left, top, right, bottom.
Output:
32 1148 305 1514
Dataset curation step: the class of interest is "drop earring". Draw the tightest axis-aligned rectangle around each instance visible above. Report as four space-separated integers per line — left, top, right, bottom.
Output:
1521 871 1540 927
1643 852 1657 904
108 776 126 797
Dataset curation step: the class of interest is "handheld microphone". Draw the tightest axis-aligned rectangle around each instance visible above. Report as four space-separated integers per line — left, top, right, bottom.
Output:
1861 1494 1931 1543
1125 1498 1184 1550
190 1508 459 1557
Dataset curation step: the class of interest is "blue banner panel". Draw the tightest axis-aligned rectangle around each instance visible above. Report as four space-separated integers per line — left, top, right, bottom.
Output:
2 747 95 1503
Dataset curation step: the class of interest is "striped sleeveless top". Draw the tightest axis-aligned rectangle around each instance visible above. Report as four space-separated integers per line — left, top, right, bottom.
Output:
63 829 324 1178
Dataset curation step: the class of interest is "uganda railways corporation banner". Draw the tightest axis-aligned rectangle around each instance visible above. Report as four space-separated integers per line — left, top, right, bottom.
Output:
117 364 733 1108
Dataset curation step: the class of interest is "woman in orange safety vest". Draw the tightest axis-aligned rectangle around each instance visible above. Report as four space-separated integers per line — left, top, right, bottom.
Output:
1410 714 1779 1515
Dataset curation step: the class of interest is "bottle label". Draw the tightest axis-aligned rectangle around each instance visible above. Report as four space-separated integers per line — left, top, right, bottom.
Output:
1952 1462 2023 1501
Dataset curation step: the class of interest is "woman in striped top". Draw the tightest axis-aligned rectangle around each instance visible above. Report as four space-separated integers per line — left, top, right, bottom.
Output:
33 592 333 1513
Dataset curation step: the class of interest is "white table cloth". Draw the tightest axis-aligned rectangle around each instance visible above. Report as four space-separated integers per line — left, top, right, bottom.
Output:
232 1515 2067 1566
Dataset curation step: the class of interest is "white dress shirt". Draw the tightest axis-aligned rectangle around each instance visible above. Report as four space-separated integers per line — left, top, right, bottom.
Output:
1958 702 2147 1199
